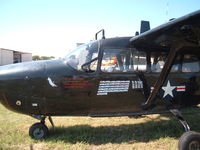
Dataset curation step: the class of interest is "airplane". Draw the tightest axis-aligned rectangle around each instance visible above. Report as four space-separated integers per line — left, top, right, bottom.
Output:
0 10 200 150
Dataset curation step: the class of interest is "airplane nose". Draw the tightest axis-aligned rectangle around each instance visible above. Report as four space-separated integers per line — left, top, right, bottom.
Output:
0 61 46 101
0 61 46 111
0 63 31 103
0 63 24 80
0 61 46 81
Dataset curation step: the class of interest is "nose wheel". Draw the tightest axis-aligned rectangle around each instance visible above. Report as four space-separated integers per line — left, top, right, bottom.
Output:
29 115 55 139
29 122 49 139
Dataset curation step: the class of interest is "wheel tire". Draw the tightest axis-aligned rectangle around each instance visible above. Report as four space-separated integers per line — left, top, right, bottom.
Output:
29 123 49 139
178 131 200 150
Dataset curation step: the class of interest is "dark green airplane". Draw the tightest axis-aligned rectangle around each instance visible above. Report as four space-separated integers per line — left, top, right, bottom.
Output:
0 10 200 150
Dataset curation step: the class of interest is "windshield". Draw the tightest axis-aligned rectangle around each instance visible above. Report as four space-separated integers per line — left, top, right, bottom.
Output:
65 41 99 71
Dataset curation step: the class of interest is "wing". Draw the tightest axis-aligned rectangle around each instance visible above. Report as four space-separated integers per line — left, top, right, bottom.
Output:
130 10 200 50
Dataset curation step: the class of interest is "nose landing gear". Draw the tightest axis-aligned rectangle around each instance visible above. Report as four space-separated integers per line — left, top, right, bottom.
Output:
29 115 54 139
29 122 49 139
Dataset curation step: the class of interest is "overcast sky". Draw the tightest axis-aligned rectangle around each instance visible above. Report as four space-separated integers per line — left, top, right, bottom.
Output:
0 0 199 58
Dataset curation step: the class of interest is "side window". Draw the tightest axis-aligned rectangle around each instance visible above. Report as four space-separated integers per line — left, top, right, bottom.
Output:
101 49 130 72
131 50 147 71
171 55 181 72
101 48 147 72
182 54 200 72
150 51 180 73
151 52 167 72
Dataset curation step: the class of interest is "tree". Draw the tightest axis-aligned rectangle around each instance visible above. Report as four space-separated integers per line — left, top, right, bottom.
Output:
32 55 55 60
32 55 41 60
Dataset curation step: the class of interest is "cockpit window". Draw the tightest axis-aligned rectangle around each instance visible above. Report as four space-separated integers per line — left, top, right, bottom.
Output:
65 41 99 71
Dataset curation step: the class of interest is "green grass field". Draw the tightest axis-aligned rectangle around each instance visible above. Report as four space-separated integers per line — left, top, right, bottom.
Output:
1 104 200 150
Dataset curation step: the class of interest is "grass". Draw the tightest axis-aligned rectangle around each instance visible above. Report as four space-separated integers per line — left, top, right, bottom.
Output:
1 104 200 150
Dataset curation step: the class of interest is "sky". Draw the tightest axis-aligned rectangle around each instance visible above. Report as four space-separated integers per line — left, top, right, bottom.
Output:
0 0 199 58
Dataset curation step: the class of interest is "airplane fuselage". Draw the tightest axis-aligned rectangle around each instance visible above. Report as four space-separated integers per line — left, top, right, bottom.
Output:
0 37 200 117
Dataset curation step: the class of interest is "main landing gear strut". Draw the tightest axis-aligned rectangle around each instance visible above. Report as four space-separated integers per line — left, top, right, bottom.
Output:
29 115 54 139
170 109 200 150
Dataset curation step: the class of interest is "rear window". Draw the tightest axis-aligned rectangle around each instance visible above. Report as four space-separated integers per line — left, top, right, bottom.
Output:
182 54 200 72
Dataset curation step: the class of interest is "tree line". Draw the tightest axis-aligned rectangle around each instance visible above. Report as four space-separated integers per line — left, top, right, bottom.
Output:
32 55 55 60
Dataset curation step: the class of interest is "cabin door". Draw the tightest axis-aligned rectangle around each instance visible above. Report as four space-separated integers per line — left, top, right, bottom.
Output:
91 48 147 114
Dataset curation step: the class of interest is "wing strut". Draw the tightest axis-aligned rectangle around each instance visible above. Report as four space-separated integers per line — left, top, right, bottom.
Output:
141 44 182 109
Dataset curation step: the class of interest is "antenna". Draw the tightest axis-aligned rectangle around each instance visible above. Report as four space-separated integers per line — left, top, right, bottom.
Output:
140 21 150 34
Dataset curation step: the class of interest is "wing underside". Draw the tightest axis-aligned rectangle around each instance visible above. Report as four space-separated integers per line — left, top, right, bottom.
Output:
130 10 200 50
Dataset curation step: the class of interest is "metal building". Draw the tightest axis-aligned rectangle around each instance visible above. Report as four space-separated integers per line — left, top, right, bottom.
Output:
0 48 32 66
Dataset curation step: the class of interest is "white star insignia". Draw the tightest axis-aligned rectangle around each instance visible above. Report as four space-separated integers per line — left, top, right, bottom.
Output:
162 81 176 98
